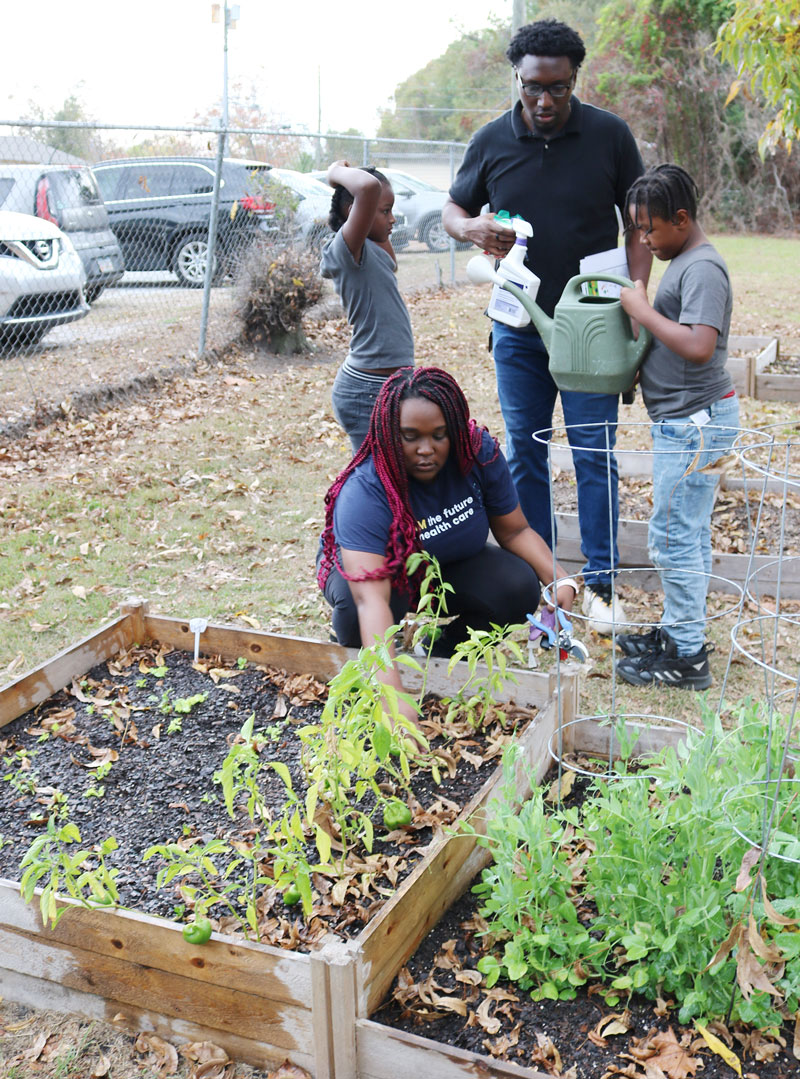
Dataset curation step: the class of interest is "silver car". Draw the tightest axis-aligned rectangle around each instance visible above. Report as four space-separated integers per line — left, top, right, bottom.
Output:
0 210 88 349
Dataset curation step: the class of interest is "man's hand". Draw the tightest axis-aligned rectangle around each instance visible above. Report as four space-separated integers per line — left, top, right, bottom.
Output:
464 212 516 258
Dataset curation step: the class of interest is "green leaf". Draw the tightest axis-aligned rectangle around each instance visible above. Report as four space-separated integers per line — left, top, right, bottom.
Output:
373 722 391 762
271 760 293 791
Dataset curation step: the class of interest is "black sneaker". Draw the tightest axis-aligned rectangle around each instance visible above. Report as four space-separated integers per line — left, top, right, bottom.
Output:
616 627 662 657
616 631 713 690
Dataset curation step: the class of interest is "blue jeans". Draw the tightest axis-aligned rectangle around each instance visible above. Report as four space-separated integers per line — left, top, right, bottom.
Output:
492 322 620 588
649 394 740 655
331 361 397 455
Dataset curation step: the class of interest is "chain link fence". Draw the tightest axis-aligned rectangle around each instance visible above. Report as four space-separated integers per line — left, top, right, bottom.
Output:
0 120 467 431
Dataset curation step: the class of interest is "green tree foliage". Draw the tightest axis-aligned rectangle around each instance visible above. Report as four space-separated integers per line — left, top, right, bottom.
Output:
377 1 604 143
322 130 366 166
378 26 511 142
585 0 799 228
715 0 800 156
24 92 101 162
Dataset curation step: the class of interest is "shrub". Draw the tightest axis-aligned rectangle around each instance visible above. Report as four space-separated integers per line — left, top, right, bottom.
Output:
234 240 323 354
233 179 324 354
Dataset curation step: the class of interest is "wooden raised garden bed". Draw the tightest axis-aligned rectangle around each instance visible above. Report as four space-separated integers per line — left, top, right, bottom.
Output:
0 600 579 1078
354 716 698 1079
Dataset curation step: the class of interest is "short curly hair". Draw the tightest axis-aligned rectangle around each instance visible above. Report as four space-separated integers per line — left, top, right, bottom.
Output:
506 19 586 70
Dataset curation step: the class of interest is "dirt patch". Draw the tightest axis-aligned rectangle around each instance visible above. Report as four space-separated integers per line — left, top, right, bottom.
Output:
0 999 281 1079
765 354 800 376
551 473 800 556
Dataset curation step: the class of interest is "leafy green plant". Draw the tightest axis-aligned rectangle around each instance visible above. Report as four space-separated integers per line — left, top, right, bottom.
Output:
20 814 120 927
147 714 320 931
470 702 800 1030
465 746 593 1001
444 621 525 727
84 758 114 798
298 628 426 865
405 551 454 698
174 691 209 714
2 748 39 795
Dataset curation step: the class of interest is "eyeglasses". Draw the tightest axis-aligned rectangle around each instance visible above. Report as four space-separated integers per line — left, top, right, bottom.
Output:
515 71 574 99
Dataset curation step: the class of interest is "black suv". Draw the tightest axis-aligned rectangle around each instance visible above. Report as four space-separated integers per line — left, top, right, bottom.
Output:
91 157 274 286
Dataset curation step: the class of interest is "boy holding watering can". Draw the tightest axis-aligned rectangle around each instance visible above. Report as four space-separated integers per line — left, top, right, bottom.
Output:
616 164 738 689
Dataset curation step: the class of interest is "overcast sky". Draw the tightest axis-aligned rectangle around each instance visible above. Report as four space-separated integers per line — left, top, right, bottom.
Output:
4 0 513 136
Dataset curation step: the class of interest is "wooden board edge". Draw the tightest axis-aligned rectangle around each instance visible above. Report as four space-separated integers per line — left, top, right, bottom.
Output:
0 614 135 727
0 922 312 1052
0 879 313 1006
356 1016 549 1079
570 715 701 759
357 696 563 1014
140 612 557 708
0 966 317 1074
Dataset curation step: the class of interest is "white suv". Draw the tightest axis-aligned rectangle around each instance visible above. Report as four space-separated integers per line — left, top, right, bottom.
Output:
0 210 88 350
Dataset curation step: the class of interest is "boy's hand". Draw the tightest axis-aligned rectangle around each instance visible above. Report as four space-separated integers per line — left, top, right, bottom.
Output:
619 279 650 323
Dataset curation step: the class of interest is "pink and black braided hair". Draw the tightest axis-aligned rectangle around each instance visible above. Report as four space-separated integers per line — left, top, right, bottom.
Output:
317 366 499 595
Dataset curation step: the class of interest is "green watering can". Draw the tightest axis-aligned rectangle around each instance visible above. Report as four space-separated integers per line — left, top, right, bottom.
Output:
467 258 652 395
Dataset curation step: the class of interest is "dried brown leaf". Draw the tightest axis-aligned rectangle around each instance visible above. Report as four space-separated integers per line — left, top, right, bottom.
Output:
269 1062 312 1079
734 847 761 892
736 948 783 1000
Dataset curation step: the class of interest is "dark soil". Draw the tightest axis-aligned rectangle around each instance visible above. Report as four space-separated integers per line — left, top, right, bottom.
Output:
0 641 523 949
5 645 799 1077
377 888 799 1079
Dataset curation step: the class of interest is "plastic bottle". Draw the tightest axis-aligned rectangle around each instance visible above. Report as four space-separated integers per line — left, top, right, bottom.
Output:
486 212 540 329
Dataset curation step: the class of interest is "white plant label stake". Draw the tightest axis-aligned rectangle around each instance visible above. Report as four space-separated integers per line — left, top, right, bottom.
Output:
189 617 208 662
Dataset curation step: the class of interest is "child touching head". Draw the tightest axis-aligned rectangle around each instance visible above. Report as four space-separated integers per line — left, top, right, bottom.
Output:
321 162 414 454
327 164 396 247
616 164 738 689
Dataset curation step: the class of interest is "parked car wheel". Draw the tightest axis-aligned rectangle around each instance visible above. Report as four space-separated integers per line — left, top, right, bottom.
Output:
173 233 218 287
420 214 450 252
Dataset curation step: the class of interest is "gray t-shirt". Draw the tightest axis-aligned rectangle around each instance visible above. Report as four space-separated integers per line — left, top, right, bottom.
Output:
639 243 734 420
320 230 414 370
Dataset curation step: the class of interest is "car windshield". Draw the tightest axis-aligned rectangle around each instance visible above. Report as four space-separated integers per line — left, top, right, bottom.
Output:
48 168 102 208
270 170 331 200
388 172 442 193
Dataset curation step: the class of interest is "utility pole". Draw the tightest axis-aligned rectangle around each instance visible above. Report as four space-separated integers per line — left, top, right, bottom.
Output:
200 2 240 357
512 0 525 105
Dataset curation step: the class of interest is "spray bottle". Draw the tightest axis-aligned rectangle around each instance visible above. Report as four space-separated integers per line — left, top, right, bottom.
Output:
486 211 540 329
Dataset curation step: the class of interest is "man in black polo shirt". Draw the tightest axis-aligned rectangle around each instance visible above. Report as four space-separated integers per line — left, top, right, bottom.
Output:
443 18 651 635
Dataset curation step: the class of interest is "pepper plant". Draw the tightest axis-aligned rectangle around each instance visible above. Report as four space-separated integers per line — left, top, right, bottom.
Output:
20 812 120 927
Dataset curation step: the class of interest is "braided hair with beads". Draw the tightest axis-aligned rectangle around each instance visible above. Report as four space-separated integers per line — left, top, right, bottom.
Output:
625 164 699 233
317 366 499 595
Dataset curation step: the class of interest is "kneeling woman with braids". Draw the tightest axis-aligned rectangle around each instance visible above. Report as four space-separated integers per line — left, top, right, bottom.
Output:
317 367 579 717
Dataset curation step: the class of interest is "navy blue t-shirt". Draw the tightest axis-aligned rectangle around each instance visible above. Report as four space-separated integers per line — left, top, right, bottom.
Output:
333 430 519 564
